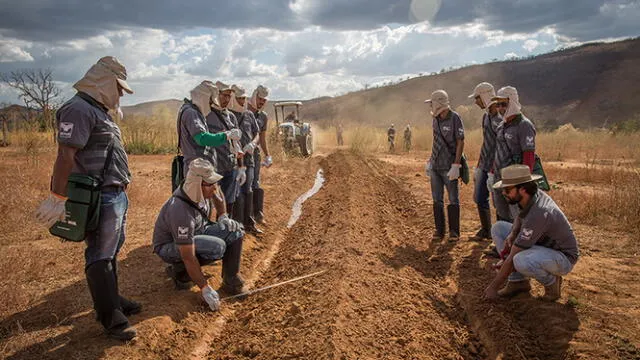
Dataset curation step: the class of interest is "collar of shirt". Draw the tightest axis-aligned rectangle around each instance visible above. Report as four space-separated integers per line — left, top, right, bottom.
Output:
504 114 523 127
518 190 539 218
437 110 453 122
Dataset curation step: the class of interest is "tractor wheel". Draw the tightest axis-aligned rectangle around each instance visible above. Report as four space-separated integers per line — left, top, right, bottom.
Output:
300 134 313 156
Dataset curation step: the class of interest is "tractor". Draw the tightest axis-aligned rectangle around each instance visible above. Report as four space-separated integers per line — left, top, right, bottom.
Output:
273 101 313 156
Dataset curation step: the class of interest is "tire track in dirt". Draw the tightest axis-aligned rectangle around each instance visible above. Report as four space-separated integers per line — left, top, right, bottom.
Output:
207 151 485 359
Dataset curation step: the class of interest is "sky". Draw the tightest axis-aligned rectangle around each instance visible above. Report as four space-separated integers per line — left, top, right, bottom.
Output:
0 0 639 106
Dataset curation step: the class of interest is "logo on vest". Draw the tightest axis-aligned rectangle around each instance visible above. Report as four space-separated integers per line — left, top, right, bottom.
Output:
177 226 189 239
59 122 74 139
505 133 514 140
526 136 534 146
521 228 533 240
442 126 451 132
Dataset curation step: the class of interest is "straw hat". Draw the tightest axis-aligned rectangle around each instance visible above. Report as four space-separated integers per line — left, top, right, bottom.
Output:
493 164 542 189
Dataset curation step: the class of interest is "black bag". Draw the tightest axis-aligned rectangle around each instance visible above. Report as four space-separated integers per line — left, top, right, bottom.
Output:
171 155 184 192
49 139 115 242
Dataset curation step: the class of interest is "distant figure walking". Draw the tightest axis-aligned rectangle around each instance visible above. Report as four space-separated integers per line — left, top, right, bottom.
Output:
403 124 412 151
336 123 344 146
387 124 396 152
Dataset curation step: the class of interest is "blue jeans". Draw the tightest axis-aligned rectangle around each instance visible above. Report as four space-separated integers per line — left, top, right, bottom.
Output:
219 169 239 204
492 221 574 286
473 168 491 209
155 222 244 265
252 152 262 191
84 190 128 267
429 168 459 206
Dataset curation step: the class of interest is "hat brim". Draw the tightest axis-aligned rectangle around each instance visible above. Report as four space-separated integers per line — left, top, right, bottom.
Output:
491 96 509 102
203 171 223 185
424 99 432 104
493 174 543 189
116 78 134 94
468 92 478 99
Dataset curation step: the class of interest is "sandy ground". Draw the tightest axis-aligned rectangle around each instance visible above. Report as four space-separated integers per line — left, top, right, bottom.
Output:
0 146 639 359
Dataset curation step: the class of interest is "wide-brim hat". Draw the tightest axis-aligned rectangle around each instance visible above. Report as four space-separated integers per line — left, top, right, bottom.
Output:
493 164 542 189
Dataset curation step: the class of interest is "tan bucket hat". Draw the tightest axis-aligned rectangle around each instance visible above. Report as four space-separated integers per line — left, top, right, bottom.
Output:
98 56 133 94
493 164 542 189
231 84 247 98
216 81 234 93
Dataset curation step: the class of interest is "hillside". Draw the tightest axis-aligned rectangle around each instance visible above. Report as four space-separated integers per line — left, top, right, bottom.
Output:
301 38 640 130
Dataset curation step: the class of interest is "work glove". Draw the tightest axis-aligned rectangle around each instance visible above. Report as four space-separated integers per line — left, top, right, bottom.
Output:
225 129 242 141
487 172 495 192
35 192 67 228
242 142 256 155
262 155 273 168
201 285 220 311
447 163 462 181
217 213 241 232
236 167 247 186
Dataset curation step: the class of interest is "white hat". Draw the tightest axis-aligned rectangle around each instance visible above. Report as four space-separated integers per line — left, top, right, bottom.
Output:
215 81 234 93
491 86 519 102
73 56 133 110
183 158 223 203
424 89 449 104
248 85 270 110
231 84 247 98
493 164 542 189
468 82 495 99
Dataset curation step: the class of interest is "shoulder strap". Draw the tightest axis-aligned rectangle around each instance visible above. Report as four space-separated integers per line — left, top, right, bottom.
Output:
176 99 196 155
173 193 211 220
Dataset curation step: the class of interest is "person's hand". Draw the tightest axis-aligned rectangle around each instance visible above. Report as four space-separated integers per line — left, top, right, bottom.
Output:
447 163 462 181
484 284 499 301
225 129 242 141
217 213 241 232
492 259 505 270
236 167 247 186
487 172 495 192
35 192 67 228
242 142 256 154
201 285 220 311
262 155 273 168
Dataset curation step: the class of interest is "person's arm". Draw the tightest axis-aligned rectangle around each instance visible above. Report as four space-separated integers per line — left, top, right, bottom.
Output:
522 151 535 172
178 244 207 289
193 132 227 147
212 184 227 217
259 130 270 157
454 139 464 165
484 244 526 299
51 145 79 196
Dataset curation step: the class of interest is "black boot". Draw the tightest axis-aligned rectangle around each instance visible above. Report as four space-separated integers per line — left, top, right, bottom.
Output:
111 259 142 316
243 191 263 236
447 204 460 241
86 260 137 341
432 203 446 240
233 194 245 224
253 188 266 225
470 207 492 241
165 262 193 290
220 237 247 296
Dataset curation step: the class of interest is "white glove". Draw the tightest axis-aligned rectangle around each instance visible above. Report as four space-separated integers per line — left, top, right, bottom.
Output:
225 129 242 141
35 193 67 228
425 160 432 175
217 213 241 232
242 142 256 155
262 155 273 168
487 172 495 192
236 167 247 186
447 163 462 181
201 285 220 311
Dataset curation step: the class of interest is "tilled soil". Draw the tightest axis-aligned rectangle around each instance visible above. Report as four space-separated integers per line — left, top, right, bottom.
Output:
1 148 639 359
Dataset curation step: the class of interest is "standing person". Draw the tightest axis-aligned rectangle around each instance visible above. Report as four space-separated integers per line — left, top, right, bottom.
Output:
206 81 245 217
247 85 271 225
176 80 241 178
425 90 465 241
403 124 412 151
153 158 247 307
387 124 396 152
336 123 344 146
34 57 138 340
229 84 263 235
490 86 537 223
468 82 502 241
484 165 579 301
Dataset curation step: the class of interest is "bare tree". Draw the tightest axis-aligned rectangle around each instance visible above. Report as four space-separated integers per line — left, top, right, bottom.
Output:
0 102 9 146
1 69 61 141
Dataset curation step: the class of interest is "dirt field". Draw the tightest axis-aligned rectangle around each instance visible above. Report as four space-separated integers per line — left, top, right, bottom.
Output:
1 144 639 359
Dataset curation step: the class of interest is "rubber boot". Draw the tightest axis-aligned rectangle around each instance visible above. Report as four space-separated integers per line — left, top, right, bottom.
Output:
85 260 137 341
253 188 266 225
233 194 245 225
432 203 446 240
111 259 142 317
243 191 263 236
226 202 236 221
165 262 192 290
447 204 460 241
470 207 492 241
220 237 247 296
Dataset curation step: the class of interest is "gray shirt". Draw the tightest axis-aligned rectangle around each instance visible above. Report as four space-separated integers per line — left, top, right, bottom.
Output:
152 188 211 250
515 190 579 264
478 112 502 172
206 108 238 174
56 93 130 187
253 110 268 156
231 109 260 168
430 110 465 171
178 101 217 175
494 114 536 178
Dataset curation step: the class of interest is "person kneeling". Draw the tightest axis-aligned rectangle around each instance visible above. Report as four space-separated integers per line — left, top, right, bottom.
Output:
152 158 248 311
484 165 579 302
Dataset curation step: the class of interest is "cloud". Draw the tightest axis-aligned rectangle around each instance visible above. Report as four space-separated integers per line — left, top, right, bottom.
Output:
0 39 34 63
